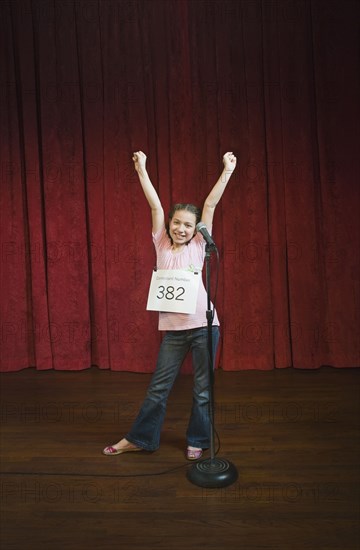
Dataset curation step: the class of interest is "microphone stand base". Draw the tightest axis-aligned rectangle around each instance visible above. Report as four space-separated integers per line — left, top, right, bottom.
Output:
186 457 238 488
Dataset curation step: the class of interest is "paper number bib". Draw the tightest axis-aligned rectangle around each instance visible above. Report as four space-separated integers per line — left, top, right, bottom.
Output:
146 269 200 314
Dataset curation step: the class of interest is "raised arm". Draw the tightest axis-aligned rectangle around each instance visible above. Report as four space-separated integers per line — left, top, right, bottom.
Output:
201 152 237 229
132 151 164 233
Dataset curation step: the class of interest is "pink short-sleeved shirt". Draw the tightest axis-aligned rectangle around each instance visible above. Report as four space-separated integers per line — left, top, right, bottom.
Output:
152 226 220 331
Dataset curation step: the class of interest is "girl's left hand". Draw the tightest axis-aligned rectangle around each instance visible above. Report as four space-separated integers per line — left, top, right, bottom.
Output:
223 152 237 172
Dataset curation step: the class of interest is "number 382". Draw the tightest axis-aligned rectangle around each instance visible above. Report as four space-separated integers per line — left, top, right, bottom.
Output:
156 285 185 301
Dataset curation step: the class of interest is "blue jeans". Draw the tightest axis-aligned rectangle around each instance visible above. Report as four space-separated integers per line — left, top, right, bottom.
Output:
125 326 220 451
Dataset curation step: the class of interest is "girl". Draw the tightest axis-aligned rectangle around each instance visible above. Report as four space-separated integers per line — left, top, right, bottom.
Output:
103 150 237 460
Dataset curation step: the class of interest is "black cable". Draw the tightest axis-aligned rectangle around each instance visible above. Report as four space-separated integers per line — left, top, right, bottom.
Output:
208 246 221 447
0 436 221 479
209 247 220 322
215 246 220 315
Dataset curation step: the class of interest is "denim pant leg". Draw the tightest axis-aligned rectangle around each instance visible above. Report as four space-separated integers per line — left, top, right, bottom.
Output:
186 326 220 448
125 331 190 451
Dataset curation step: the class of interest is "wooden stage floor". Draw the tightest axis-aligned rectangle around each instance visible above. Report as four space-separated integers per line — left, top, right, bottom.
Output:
0 366 359 550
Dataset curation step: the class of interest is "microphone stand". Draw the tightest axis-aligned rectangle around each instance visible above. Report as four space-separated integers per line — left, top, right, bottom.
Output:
186 242 238 488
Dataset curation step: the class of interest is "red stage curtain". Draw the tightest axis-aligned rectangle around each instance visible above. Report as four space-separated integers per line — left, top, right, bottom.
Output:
1 0 359 372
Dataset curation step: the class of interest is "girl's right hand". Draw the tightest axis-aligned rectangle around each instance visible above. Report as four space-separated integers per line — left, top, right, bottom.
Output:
132 150 147 172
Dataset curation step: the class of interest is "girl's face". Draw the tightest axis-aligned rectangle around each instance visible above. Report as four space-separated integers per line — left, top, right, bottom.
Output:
169 210 197 248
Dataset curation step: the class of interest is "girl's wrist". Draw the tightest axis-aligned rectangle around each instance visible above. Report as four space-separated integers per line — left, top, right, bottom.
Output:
223 166 234 174
137 166 147 176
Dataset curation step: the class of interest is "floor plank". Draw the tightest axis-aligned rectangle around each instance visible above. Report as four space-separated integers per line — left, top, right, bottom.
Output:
0 367 359 549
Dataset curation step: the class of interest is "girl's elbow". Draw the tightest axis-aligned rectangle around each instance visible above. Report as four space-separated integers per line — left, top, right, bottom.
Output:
204 200 217 211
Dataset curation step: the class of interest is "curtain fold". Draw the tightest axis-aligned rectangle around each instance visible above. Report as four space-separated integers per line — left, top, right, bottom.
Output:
0 0 359 372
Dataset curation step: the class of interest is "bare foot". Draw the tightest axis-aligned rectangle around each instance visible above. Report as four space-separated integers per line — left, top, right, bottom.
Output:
102 438 144 456
110 438 140 451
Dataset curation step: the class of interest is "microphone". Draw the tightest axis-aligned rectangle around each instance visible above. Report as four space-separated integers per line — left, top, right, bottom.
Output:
196 222 217 248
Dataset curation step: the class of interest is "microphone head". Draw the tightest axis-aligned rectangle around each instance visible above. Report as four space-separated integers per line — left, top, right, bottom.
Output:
196 221 206 231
